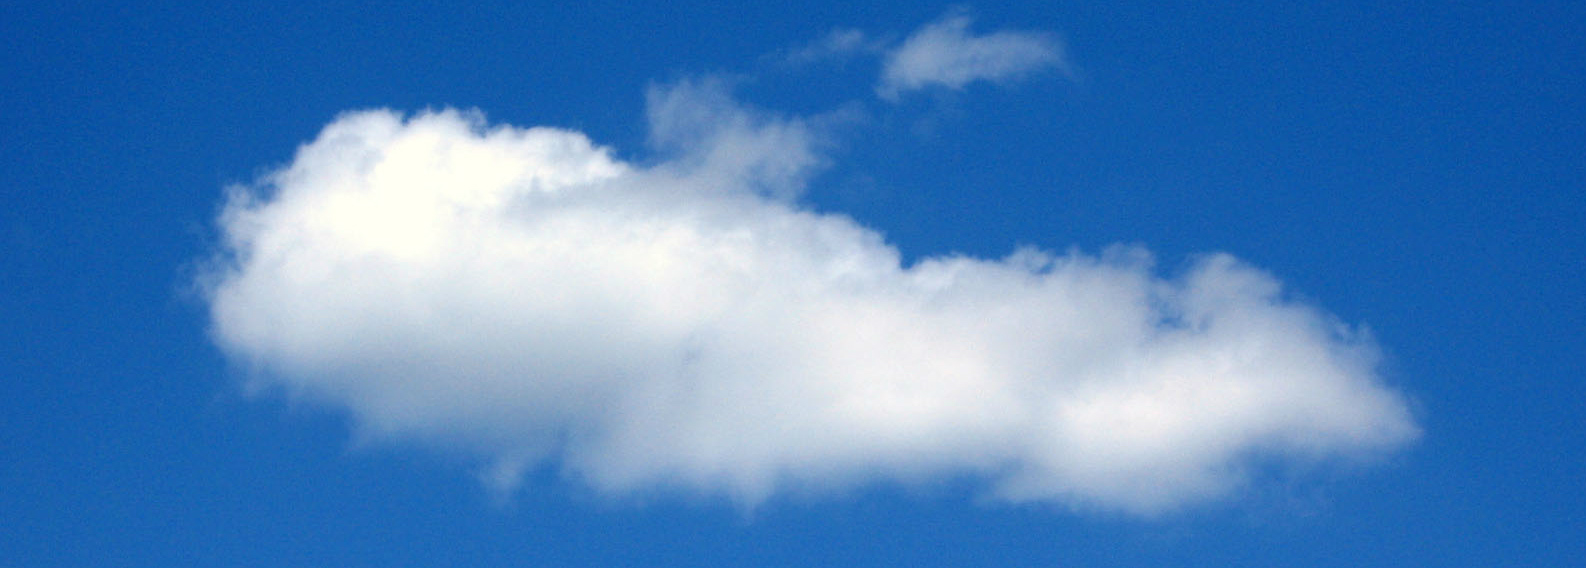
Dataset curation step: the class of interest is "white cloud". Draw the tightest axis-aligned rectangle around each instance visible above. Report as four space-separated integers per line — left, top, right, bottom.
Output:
202 81 1417 515
783 29 878 66
878 13 1065 100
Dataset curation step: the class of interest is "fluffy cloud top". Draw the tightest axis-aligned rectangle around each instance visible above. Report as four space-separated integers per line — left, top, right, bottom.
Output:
202 80 1416 515
878 13 1065 100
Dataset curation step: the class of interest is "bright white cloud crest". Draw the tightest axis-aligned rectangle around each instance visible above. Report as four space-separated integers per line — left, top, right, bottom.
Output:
205 74 1415 515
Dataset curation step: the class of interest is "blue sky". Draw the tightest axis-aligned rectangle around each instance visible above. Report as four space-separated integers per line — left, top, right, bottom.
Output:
3 1 1583 565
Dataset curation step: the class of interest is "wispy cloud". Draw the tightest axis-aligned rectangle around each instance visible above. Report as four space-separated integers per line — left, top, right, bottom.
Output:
877 12 1065 100
202 76 1414 517
782 28 879 66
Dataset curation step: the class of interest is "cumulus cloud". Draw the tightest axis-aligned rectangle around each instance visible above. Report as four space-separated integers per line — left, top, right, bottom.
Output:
878 13 1065 100
201 80 1416 515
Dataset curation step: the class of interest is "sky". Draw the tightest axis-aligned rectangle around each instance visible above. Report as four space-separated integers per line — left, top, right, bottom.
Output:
2 1 1583 566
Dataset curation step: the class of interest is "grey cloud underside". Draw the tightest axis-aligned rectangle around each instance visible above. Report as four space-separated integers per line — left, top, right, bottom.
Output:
204 81 1416 515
